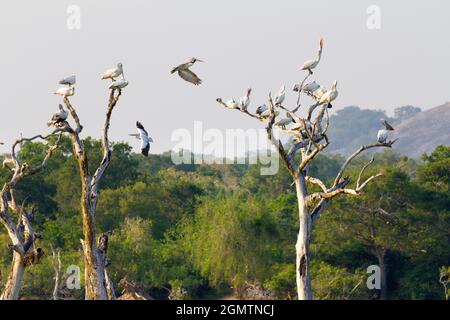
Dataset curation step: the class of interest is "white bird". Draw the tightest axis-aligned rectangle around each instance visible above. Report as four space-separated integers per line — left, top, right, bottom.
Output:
47 104 68 127
129 121 153 156
171 58 204 85
312 86 327 101
101 63 124 81
276 117 293 129
377 119 395 143
224 99 238 109
108 79 129 90
318 81 338 108
239 88 252 111
302 81 321 95
256 104 268 115
59 75 76 86
300 37 324 74
274 85 286 105
54 86 75 97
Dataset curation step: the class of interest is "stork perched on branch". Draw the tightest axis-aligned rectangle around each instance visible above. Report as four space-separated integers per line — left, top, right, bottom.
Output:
101 63 124 81
47 104 68 127
377 119 395 143
300 37 324 74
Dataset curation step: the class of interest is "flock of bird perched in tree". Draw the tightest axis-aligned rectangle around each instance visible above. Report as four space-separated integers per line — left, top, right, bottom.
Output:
1 37 395 163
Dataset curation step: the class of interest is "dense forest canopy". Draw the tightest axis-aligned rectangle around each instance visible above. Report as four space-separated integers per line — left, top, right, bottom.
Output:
0 137 448 300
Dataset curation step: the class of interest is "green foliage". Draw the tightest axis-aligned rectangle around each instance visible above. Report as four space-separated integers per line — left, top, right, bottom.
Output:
0 138 448 300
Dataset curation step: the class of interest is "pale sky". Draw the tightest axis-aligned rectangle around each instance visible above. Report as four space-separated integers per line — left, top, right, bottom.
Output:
0 0 449 154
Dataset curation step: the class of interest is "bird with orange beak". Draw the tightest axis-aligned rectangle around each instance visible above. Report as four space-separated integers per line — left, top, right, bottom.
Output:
300 37 324 74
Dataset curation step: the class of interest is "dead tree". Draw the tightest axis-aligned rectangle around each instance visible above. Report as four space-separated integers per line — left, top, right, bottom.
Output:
0 134 61 299
52 85 123 300
51 248 62 300
216 71 396 300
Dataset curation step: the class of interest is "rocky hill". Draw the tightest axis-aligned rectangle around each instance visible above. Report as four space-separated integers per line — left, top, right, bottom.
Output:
392 103 450 158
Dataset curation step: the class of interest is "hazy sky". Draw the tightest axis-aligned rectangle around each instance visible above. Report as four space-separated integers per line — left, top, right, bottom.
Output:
0 0 449 154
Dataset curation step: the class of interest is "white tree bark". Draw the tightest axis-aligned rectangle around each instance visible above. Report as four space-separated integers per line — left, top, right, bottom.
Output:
0 252 25 300
0 134 60 299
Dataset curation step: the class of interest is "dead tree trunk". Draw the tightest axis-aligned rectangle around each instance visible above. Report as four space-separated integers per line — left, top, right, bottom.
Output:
0 134 60 299
216 53 397 299
294 175 312 300
1 252 25 300
53 84 123 300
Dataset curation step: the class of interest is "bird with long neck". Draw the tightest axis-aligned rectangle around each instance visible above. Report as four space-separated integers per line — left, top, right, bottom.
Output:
101 63 124 81
239 88 252 111
300 37 324 74
274 85 286 106
171 57 204 85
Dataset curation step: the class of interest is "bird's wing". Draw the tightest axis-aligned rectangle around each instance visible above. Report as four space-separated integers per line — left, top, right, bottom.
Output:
136 122 150 148
141 142 150 157
178 69 202 85
136 121 148 136
300 59 315 70
383 120 395 131
102 68 115 78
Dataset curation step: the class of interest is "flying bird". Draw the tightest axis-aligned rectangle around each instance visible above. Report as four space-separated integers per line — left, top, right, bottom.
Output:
59 75 76 86
377 119 395 143
101 63 124 81
109 79 129 90
129 121 153 156
300 37 324 74
54 86 75 98
171 57 203 85
0 141 4 145
239 88 252 111
274 85 286 105
47 104 68 127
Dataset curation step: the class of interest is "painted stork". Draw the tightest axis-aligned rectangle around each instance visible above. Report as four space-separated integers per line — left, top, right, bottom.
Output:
216 98 238 110
256 104 268 115
274 85 286 105
300 37 324 74
101 63 124 81
239 88 252 111
377 119 395 143
47 104 68 127
276 117 293 129
54 86 75 98
171 57 204 85
318 81 338 108
59 75 76 86
109 78 129 90
302 81 321 95
129 121 153 156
